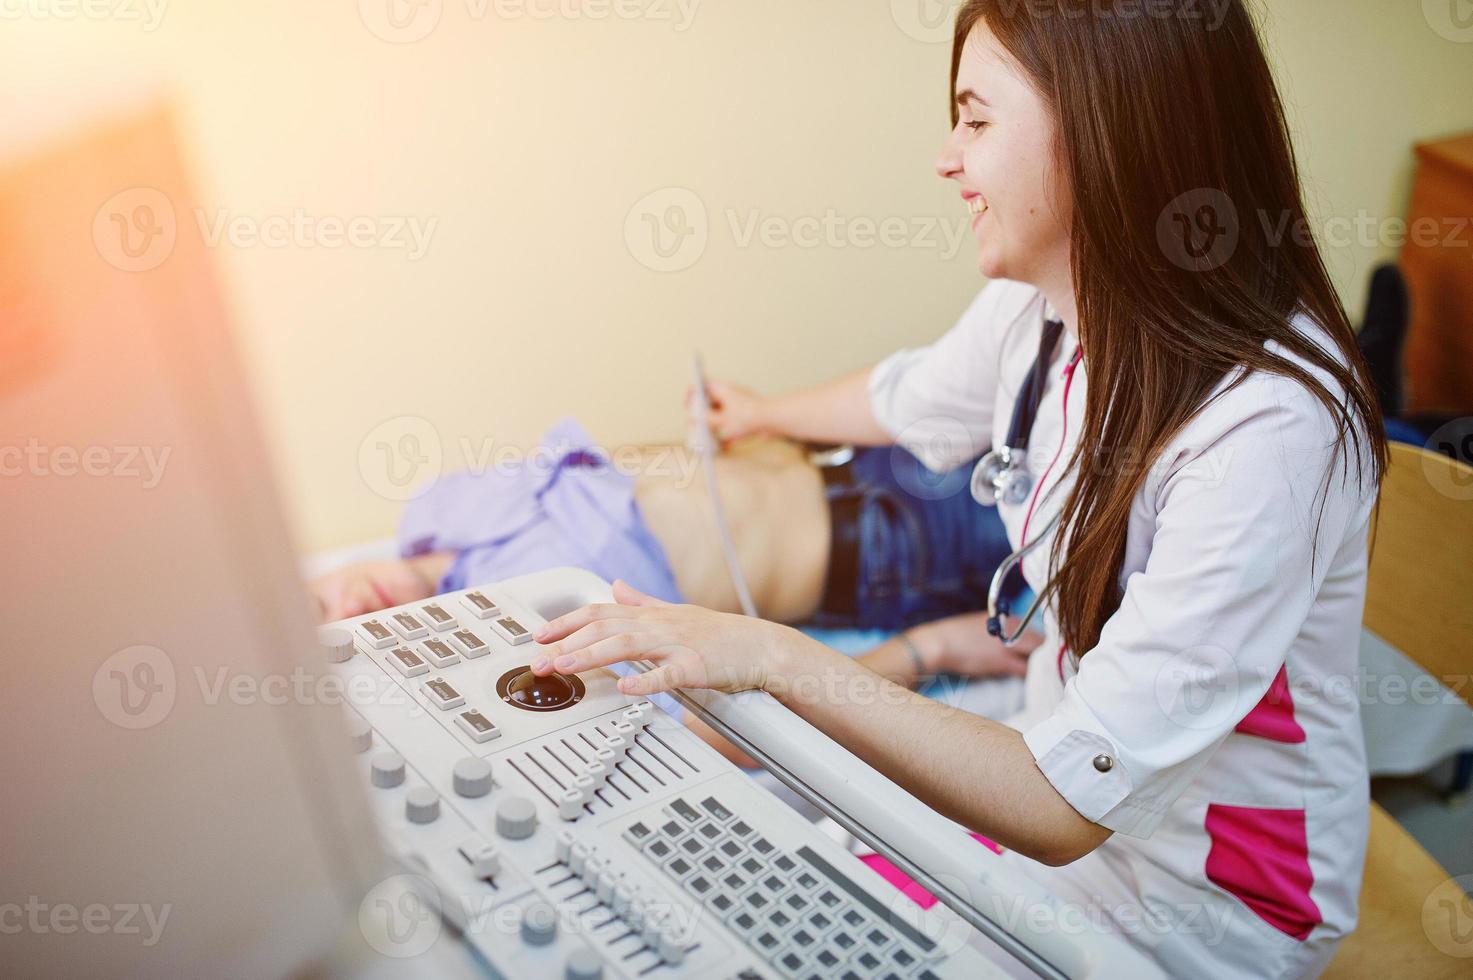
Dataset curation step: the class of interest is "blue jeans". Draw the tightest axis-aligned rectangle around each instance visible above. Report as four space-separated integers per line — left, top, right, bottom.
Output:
810 447 1020 632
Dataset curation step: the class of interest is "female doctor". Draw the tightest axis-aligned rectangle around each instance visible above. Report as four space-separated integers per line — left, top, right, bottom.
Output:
532 2 1387 975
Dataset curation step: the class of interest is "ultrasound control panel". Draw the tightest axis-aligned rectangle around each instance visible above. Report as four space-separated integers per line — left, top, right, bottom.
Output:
322 568 1017 979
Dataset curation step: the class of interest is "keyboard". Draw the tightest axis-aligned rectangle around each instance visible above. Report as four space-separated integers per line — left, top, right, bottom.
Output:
322 567 1013 979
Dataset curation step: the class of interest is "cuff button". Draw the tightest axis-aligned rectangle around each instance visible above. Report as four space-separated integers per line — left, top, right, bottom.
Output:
1092 754 1114 773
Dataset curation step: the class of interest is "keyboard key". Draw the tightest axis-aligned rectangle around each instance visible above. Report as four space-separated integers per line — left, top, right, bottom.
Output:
420 602 457 631
740 856 764 876
720 840 745 861
700 796 734 823
389 610 429 639
660 819 685 839
807 910 834 934
701 854 726 875
357 619 396 649
709 892 736 915
830 930 856 953
760 873 788 896
420 637 461 668
727 909 760 937
462 591 499 619
766 908 795 932
729 819 755 839
741 889 771 913
792 870 820 892
686 874 714 898
423 677 465 710
774 854 798 874
646 839 673 861
784 893 811 914
790 927 820 950
777 950 807 975
841 909 865 929
456 709 500 743
854 950 883 972
752 929 785 956
670 798 701 823
752 836 776 856
679 837 704 857
890 947 917 969
721 871 749 893
813 947 841 970
388 646 429 677
693 820 723 843
492 616 532 645
665 855 695 880
816 888 844 910
623 821 653 846
450 629 490 659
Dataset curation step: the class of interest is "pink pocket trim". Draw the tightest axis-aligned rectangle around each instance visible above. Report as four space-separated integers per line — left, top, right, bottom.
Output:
858 833 1002 910
1204 803 1321 941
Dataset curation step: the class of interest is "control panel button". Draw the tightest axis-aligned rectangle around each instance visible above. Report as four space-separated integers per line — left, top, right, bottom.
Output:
459 837 501 879
389 610 429 640
521 900 558 946
491 616 533 646
462 590 500 620
496 795 538 840
453 757 494 798
420 637 461 668
357 619 396 650
564 944 603 980
371 751 406 788
558 790 585 821
450 629 490 659
423 677 465 711
319 627 355 663
420 602 457 631
347 715 373 754
405 786 440 824
456 709 501 744
388 646 429 678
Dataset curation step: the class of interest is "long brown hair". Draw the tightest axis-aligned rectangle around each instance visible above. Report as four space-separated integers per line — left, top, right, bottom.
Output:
950 0 1387 657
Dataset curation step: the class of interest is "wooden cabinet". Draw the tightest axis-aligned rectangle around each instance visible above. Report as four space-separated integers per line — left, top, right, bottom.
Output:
1402 132 1473 417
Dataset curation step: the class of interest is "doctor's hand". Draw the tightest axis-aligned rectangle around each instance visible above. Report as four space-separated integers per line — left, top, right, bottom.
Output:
688 378 770 446
530 580 810 697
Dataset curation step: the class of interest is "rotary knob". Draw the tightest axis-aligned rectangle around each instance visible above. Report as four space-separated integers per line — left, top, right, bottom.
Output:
453 757 494 798
521 900 558 946
565 945 604 980
371 751 406 788
405 786 440 824
347 716 373 754
496 795 538 840
320 627 355 663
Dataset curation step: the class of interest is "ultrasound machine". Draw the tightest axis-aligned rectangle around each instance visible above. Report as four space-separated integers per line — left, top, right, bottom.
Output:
0 108 1160 980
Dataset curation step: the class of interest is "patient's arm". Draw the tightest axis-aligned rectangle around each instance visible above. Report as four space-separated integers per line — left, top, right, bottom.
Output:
310 552 454 621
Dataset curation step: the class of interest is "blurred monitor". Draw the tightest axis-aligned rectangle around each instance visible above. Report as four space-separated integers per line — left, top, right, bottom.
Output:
0 106 386 978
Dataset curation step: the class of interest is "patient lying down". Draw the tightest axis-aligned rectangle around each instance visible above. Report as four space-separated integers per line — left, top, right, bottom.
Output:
309 418 1040 764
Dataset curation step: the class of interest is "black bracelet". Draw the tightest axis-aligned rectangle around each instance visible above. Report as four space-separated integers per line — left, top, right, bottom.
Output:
898 631 927 681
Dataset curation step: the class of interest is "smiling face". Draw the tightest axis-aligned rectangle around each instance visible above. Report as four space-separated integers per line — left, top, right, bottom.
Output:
936 19 1073 293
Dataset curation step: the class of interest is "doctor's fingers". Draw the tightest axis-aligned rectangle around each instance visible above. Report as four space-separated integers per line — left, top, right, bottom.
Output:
618 664 683 697
536 602 651 643
545 629 672 676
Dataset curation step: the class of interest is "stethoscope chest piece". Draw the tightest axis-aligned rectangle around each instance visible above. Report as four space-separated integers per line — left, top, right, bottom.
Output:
970 445 1035 508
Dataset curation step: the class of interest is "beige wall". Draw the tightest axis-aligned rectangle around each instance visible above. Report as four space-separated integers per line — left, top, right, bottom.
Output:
3 0 1470 553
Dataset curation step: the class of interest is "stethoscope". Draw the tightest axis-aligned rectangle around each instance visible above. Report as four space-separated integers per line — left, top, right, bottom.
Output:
973 315 1072 646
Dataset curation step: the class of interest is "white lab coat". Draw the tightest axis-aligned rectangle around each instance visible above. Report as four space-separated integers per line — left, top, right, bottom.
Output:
868 280 1375 979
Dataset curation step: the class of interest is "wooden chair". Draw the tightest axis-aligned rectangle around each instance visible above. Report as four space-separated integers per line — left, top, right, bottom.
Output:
1323 442 1473 977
